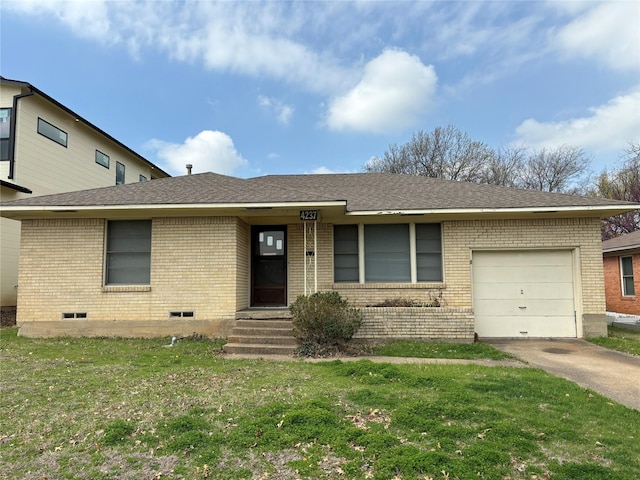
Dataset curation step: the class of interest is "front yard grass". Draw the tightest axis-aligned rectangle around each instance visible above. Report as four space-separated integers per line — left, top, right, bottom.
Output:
370 340 512 360
1 327 639 479
588 326 640 356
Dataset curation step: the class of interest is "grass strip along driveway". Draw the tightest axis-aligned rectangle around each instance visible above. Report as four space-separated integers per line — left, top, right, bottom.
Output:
1 328 639 480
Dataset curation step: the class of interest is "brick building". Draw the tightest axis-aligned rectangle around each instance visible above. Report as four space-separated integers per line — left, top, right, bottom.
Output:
2 172 638 341
602 230 640 315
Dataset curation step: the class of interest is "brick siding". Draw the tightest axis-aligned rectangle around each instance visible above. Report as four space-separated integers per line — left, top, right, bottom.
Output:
16 215 607 339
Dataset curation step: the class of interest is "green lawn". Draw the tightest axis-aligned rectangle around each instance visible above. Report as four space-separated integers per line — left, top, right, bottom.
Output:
1 328 639 479
589 326 640 356
370 340 512 360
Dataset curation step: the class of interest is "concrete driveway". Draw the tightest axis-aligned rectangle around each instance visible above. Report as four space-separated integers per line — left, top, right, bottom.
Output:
485 339 640 410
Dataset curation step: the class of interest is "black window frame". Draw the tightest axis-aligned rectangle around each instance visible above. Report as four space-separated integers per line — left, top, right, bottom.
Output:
95 150 110 169
37 117 67 147
116 161 125 185
139 174 148 182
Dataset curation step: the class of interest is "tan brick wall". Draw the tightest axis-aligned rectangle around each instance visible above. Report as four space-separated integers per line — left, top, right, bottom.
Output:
17 217 245 337
235 220 250 310
356 307 474 342
603 253 640 315
327 217 605 338
16 215 606 339
288 222 334 302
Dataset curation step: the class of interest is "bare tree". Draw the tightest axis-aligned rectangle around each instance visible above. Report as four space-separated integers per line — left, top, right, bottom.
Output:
516 145 591 193
593 142 640 239
480 145 526 187
366 125 494 183
366 127 593 194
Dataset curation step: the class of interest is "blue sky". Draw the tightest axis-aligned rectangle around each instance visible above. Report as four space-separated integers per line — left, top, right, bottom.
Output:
1 1 639 178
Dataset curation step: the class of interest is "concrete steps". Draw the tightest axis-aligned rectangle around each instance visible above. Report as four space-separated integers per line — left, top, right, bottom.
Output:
223 311 299 355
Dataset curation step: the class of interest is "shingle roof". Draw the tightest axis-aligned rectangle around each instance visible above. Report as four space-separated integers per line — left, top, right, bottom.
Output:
0 172 636 213
602 230 640 253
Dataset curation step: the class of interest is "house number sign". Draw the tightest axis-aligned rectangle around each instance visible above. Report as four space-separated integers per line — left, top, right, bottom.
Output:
299 210 318 221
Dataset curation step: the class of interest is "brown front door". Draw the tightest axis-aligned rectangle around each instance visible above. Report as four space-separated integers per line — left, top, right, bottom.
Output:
251 226 287 306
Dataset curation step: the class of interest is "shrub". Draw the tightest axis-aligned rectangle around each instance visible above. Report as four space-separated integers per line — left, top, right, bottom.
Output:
290 292 363 355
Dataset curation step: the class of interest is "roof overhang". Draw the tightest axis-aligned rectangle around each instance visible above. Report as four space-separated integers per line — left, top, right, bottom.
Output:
0 201 348 221
342 204 640 221
0 180 32 194
2 201 638 223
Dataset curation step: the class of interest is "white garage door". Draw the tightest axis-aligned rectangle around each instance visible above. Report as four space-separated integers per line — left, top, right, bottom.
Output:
473 250 576 338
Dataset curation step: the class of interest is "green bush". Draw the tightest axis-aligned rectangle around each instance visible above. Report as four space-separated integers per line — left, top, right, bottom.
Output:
290 292 363 355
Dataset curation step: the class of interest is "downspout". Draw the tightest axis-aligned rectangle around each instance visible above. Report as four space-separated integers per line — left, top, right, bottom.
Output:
8 90 34 179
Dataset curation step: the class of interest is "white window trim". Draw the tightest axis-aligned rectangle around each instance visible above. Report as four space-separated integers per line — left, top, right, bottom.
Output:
620 256 635 297
339 222 443 285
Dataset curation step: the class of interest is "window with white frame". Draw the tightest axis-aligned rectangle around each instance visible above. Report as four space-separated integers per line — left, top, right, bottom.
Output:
621 256 635 296
334 223 442 283
105 220 151 285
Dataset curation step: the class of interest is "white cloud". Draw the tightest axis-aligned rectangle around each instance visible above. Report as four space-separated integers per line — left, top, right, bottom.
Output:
551 2 640 71
258 96 294 125
513 89 640 152
326 49 437 134
145 130 247 176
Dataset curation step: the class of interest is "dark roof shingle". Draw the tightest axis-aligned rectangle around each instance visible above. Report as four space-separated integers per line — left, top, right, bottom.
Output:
1 172 636 212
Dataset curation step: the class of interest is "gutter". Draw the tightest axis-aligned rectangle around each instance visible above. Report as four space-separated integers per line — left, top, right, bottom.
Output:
8 90 35 179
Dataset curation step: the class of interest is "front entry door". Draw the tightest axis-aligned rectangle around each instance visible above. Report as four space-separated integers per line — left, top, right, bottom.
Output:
251 226 287 307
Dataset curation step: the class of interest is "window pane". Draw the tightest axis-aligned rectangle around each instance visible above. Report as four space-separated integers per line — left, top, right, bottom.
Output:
0 109 11 160
416 224 442 281
365 224 410 282
116 162 125 185
623 277 635 296
621 257 633 276
37 118 67 147
621 257 635 296
334 225 359 282
95 150 109 168
106 220 151 285
0 108 10 138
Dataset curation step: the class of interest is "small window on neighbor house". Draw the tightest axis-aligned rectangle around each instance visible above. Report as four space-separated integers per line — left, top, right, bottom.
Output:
37 117 67 147
116 161 125 185
105 220 151 285
0 108 11 161
139 174 148 182
621 256 635 296
95 150 110 168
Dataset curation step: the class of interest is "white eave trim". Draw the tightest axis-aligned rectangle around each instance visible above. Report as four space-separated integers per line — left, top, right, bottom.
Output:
345 204 640 216
0 200 347 214
603 245 640 254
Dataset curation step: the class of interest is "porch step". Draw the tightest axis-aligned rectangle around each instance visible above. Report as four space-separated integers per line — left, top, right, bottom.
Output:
223 318 299 356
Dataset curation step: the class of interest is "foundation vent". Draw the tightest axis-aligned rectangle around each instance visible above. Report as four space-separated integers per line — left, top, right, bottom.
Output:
62 312 87 319
169 311 195 318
